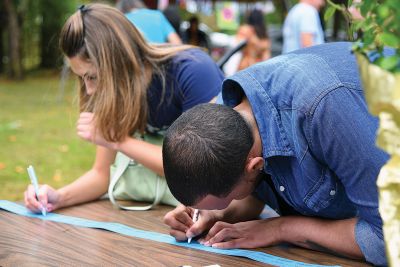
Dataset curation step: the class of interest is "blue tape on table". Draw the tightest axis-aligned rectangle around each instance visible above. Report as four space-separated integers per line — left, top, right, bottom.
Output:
0 200 339 267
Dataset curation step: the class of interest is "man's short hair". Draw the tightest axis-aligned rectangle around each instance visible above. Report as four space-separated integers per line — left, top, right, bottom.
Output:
163 103 254 206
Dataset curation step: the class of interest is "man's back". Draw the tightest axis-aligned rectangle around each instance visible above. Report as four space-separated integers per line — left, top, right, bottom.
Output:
221 42 389 266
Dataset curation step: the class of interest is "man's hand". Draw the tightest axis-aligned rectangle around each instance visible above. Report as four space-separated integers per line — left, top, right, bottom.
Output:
77 112 116 149
200 218 283 249
163 205 223 242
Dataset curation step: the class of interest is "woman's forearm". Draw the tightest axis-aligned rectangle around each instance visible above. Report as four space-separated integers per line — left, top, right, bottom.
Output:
115 136 164 176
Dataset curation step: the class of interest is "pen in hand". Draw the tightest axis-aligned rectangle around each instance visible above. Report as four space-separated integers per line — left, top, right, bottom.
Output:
27 165 47 216
188 209 199 243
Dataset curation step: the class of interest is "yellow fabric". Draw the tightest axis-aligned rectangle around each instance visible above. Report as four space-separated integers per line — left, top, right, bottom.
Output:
357 53 400 266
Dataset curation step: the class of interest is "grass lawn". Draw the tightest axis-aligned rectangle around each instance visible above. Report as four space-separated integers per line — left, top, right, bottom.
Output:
0 71 95 200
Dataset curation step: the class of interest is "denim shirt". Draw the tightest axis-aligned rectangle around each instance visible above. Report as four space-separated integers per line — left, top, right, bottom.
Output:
222 42 389 266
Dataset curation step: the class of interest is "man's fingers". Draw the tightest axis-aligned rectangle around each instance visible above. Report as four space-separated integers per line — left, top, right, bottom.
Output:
175 209 195 227
163 206 193 233
187 212 211 239
203 221 231 242
212 238 243 249
207 227 237 245
164 216 190 233
170 229 188 241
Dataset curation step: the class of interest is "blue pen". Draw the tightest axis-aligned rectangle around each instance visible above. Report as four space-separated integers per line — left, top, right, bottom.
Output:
27 165 47 216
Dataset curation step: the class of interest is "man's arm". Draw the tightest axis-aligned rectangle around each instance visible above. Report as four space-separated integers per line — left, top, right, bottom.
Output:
309 86 389 265
300 32 314 48
204 212 364 260
280 216 363 259
221 195 265 222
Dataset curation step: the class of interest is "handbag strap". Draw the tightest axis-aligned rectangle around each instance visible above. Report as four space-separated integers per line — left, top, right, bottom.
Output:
108 153 167 211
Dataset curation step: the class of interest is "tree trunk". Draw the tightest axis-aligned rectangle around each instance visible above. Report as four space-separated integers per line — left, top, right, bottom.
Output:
0 1 5 74
272 0 291 24
332 0 347 41
4 0 23 79
40 0 73 68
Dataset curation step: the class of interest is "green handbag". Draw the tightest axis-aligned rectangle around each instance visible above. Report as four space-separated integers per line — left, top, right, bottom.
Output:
108 134 179 210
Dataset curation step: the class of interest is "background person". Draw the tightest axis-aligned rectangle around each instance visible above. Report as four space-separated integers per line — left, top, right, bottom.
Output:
223 9 271 76
24 4 223 214
117 0 182 44
182 16 211 53
162 42 389 266
282 0 325 53
163 4 182 38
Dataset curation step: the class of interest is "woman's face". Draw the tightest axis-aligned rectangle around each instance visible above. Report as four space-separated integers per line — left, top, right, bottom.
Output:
69 56 98 95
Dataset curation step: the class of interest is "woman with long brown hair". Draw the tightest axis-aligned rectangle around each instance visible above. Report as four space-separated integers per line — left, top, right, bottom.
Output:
24 3 223 212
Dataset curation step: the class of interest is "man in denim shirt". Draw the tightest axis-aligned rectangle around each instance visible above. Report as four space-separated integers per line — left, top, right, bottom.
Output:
162 42 389 266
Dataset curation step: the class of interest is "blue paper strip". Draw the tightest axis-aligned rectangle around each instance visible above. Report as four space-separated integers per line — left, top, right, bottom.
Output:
0 200 340 267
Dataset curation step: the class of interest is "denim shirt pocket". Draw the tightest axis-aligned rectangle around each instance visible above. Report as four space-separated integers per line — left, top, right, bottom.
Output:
303 167 338 212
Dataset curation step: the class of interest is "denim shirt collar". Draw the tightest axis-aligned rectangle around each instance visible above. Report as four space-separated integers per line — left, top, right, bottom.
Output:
222 71 294 158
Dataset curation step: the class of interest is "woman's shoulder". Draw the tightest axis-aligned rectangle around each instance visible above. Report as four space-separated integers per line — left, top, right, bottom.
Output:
173 47 210 61
169 47 217 72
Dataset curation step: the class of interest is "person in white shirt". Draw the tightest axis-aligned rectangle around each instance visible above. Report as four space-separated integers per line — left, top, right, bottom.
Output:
282 0 325 53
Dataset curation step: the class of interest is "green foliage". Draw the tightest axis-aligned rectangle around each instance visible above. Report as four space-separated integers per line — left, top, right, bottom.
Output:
0 73 95 200
2 0 80 74
39 0 77 68
326 0 400 73
324 5 337 22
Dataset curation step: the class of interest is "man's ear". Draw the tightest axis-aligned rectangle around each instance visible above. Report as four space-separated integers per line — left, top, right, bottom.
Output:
244 156 264 181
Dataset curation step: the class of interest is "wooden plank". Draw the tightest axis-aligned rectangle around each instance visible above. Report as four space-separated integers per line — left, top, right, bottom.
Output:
0 200 371 266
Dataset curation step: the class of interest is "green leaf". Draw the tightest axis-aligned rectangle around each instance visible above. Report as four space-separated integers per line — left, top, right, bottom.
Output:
326 0 343 10
348 0 353 7
377 5 390 19
360 1 372 17
324 6 336 21
378 32 400 47
353 20 365 31
388 0 399 9
377 55 399 71
363 29 375 47
360 0 378 17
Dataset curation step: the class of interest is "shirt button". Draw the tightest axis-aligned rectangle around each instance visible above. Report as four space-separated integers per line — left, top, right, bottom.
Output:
330 190 336 196
279 185 285 192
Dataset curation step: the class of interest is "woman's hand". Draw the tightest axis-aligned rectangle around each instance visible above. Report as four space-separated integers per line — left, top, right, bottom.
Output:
77 112 116 149
163 205 223 242
201 217 283 249
24 184 61 213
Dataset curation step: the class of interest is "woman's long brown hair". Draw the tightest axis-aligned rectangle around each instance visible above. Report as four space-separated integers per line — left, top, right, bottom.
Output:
60 3 191 142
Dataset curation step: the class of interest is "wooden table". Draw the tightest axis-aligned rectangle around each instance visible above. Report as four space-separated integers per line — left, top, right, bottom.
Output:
0 200 371 267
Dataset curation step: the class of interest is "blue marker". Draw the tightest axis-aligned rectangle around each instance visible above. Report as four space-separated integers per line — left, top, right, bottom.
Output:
27 165 47 216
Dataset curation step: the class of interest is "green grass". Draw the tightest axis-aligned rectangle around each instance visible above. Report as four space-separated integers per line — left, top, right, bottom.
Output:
0 71 95 200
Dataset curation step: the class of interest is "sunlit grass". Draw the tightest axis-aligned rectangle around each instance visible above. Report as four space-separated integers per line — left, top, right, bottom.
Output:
0 71 95 200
